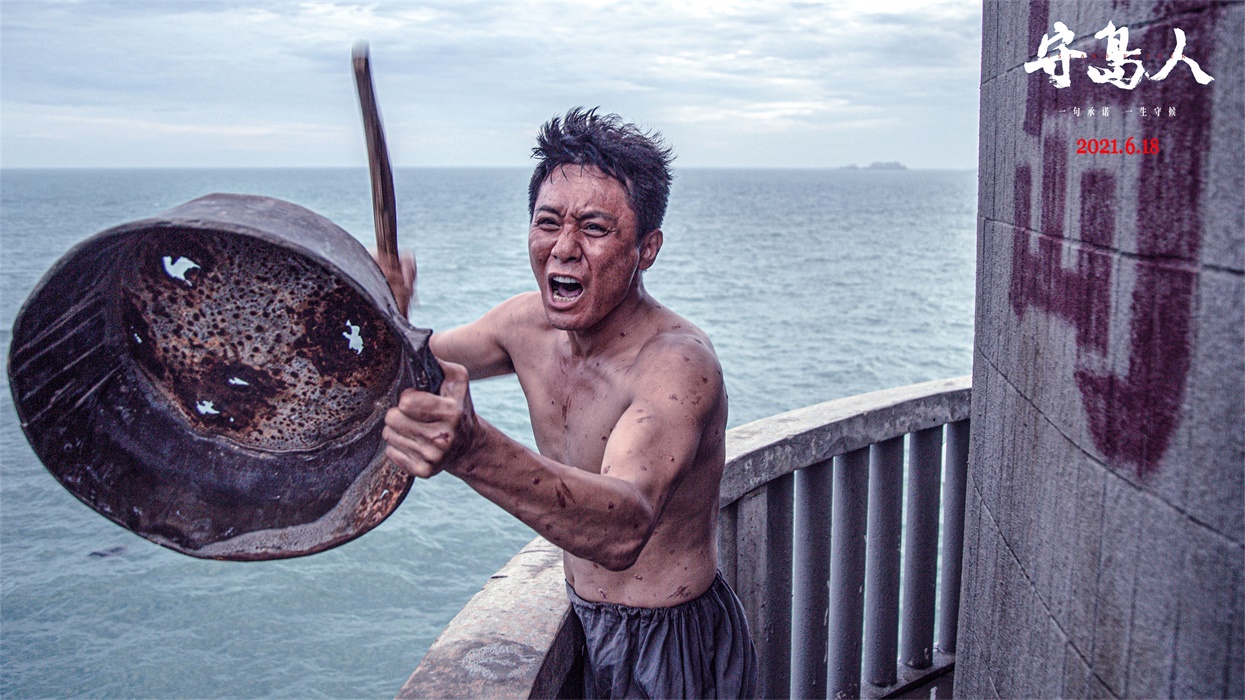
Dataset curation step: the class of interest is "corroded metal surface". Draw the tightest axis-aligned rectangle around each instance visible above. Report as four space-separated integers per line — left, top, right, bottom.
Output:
8 193 442 560
122 228 402 450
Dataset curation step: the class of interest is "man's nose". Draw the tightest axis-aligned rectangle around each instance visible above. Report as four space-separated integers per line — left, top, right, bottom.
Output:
550 227 581 261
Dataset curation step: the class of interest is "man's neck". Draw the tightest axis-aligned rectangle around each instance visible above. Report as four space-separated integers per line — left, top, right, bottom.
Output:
564 280 654 359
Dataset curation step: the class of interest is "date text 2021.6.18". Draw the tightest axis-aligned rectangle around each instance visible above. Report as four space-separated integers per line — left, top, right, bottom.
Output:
1076 137 1160 155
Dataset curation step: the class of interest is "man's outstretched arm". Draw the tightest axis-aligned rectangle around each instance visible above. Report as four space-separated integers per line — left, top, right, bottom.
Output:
382 336 723 570
425 293 541 380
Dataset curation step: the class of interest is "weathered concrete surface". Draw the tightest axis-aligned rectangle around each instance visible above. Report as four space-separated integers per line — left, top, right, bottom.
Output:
961 1 1244 697
397 537 580 699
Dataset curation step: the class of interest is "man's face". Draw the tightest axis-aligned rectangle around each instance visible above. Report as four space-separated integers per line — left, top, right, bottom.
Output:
528 165 656 332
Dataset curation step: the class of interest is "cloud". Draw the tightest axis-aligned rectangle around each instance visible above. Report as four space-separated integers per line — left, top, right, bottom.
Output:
10 107 339 141
1 1 982 168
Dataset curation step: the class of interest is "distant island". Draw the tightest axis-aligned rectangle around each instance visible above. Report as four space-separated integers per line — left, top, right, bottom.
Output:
837 161 907 170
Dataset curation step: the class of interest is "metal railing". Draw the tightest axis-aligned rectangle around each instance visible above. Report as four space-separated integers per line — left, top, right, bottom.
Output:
399 376 972 699
718 375 971 698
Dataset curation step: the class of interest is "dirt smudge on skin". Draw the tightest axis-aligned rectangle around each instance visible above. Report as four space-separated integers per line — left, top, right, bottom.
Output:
555 479 576 509
667 585 690 600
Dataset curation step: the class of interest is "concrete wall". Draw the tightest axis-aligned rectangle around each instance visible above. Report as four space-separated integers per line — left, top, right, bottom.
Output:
959 1 1243 697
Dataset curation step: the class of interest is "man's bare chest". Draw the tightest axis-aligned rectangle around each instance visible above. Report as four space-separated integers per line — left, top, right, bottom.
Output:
515 358 633 472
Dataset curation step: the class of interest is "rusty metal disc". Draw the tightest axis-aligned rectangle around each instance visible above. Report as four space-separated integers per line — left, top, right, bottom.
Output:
7 193 442 560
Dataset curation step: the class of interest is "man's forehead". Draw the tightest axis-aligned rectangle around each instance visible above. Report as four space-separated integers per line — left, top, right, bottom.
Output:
536 165 632 208
543 163 622 187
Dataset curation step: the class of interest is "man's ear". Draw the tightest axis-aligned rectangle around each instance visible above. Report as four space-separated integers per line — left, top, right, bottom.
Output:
638 229 662 270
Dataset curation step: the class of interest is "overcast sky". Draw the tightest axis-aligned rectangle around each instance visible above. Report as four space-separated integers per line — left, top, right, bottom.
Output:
1 1 983 169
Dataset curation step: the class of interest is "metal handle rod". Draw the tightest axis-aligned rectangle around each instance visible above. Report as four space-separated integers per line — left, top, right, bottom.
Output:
352 42 408 318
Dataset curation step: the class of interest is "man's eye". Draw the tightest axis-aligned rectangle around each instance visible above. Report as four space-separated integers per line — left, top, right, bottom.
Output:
582 223 608 236
536 218 559 230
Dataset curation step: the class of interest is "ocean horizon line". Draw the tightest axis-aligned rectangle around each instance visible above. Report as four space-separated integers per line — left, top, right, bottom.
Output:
0 164 978 173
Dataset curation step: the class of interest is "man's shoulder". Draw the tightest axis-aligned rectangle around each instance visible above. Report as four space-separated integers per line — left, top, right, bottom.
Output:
635 312 718 360
482 292 551 331
632 316 723 392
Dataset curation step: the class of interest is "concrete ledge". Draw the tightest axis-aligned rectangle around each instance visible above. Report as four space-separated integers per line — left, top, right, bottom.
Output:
722 376 972 506
397 537 580 699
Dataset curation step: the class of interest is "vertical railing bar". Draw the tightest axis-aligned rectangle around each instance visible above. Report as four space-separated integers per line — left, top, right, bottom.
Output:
719 500 739 591
792 460 833 699
862 436 905 689
764 472 794 699
734 488 767 682
900 426 944 670
827 447 869 699
938 419 970 653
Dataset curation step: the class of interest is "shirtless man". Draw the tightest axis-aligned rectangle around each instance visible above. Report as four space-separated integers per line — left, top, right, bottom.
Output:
381 108 756 698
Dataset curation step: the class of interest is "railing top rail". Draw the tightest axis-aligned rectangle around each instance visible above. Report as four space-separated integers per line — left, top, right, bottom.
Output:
721 375 971 506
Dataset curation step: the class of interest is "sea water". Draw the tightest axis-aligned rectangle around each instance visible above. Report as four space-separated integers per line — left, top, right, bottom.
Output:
0 167 975 698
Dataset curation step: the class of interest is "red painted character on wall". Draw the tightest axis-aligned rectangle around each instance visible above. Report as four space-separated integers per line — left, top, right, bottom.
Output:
1009 2 1219 478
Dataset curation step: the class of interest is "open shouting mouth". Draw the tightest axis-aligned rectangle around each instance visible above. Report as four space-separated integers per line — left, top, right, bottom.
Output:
550 275 584 302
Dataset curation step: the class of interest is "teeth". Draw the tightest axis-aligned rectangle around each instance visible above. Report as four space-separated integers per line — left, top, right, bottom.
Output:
552 275 577 284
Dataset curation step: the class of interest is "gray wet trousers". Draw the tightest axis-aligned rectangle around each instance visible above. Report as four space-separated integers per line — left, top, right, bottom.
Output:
566 572 757 699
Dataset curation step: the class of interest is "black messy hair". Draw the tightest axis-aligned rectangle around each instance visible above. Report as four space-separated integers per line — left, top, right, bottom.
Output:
528 107 675 239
